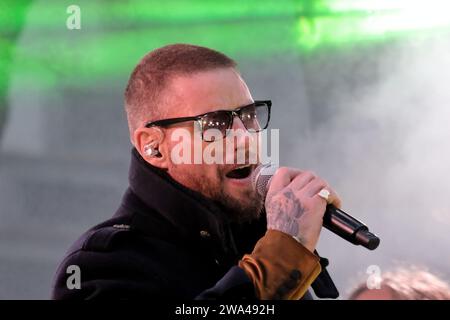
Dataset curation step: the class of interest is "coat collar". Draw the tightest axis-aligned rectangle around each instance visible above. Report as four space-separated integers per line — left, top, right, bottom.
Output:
126 147 242 254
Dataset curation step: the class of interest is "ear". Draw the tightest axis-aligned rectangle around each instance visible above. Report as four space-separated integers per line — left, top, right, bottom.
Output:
134 127 169 169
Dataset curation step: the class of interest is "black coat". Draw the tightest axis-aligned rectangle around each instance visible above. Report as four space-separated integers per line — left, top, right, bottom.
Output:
51 148 339 299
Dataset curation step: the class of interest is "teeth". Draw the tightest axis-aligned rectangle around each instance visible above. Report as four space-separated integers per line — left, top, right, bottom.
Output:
234 164 251 170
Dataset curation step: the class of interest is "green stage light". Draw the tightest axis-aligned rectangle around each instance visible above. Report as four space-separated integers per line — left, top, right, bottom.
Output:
1 0 450 97
296 0 450 51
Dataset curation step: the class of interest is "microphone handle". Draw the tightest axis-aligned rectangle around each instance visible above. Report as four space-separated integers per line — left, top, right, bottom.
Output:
323 205 380 250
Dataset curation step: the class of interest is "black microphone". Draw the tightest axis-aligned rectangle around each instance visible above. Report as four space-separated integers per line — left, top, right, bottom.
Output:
252 164 380 250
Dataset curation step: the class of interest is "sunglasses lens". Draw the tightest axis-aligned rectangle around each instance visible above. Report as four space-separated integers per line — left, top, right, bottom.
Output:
240 103 269 132
200 102 270 142
201 112 231 142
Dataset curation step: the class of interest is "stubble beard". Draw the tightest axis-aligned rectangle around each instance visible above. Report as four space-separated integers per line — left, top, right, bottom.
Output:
171 166 264 225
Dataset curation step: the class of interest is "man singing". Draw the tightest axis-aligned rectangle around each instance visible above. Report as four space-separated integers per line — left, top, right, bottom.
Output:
52 44 341 300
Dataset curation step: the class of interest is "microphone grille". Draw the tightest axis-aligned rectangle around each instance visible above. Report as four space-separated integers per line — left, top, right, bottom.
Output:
252 163 278 198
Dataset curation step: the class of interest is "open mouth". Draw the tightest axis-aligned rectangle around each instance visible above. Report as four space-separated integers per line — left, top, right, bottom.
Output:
225 165 253 180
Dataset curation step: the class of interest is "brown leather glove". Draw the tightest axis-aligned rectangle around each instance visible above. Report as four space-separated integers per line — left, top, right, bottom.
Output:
238 229 322 300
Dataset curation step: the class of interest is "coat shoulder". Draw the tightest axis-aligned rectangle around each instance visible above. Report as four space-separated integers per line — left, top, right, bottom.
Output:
81 224 132 252
51 219 165 299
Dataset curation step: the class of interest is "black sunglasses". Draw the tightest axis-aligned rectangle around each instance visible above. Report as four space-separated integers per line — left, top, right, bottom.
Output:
145 100 271 142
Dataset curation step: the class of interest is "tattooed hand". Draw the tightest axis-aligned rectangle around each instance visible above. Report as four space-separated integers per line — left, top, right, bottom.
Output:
265 167 342 253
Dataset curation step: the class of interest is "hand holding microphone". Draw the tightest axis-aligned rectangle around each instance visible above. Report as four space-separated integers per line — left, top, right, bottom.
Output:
253 164 380 251
260 166 342 253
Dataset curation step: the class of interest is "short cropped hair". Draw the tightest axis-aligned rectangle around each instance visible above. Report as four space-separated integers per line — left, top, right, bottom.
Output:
348 266 450 300
124 44 237 142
